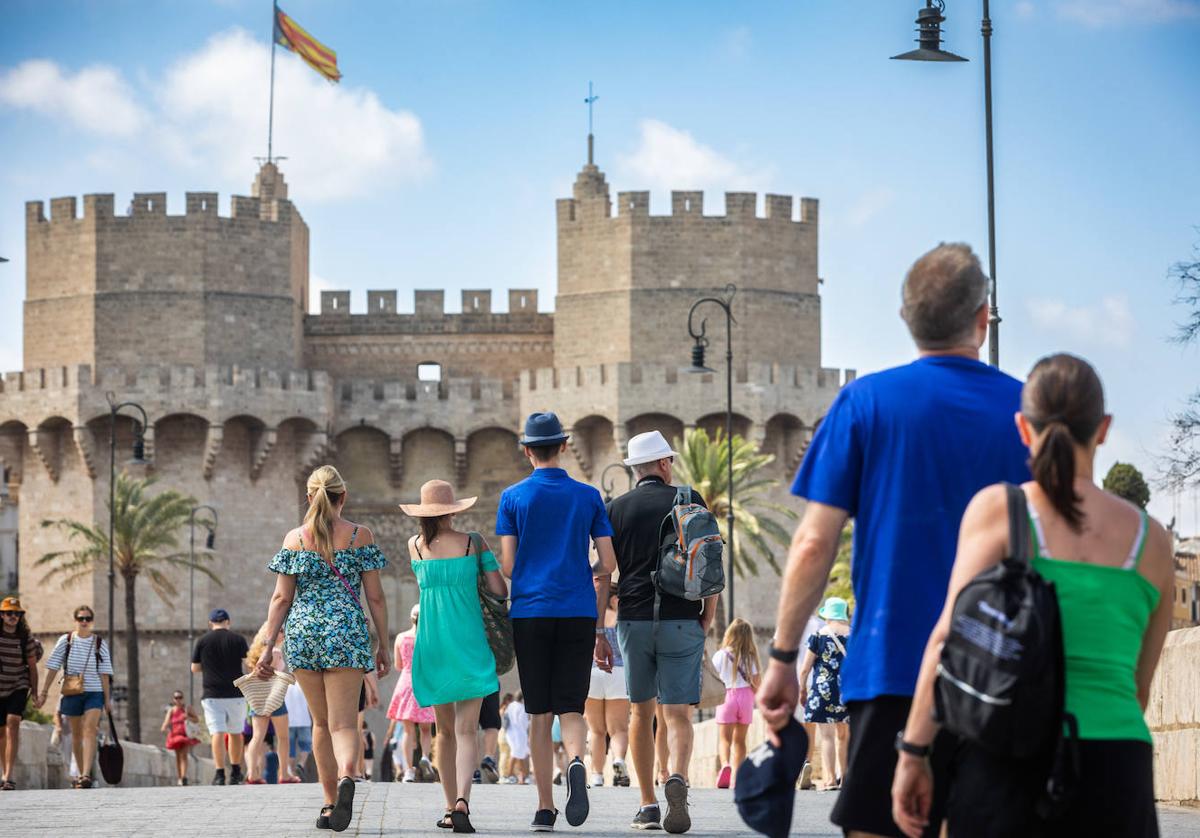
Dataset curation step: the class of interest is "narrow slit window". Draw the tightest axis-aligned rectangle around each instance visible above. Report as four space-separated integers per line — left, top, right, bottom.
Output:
417 363 442 382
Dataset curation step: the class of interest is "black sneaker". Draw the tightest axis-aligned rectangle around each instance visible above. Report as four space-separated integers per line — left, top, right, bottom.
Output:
662 775 690 834
473 769 482 784
228 764 244 786
564 757 589 827
480 756 500 784
211 768 225 786
531 809 558 833
631 805 663 830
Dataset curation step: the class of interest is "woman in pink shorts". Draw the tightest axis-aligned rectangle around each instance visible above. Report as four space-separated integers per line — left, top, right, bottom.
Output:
711 618 761 789
387 605 437 782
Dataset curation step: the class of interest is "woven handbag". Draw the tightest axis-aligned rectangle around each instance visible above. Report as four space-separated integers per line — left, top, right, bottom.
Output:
468 532 515 676
234 671 296 716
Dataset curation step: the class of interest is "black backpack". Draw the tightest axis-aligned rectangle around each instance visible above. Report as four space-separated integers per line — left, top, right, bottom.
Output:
934 484 1066 759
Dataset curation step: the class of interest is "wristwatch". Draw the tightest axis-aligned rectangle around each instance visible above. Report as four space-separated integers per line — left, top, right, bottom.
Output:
894 731 932 758
768 643 799 664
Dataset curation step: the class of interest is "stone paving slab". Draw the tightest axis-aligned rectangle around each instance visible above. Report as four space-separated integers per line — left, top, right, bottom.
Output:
1 782 1198 837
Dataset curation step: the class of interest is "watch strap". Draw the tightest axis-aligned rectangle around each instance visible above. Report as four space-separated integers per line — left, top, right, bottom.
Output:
768 643 799 664
894 731 931 758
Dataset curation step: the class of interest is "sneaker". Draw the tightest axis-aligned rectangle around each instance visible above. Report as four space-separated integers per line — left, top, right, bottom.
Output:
662 775 690 834
473 769 482 784
590 773 605 787
564 757 590 827
480 756 500 784
612 760 630 788
553 771 563 786
229 765 245 786
418 757 436 783
798 761 814 791
211 768 226 786
403 767 416 782
715 764 731 789
530 809 558 832
631 805 663 830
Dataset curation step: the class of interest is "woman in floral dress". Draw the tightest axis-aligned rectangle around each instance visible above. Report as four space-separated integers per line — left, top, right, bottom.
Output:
387 605 436 782
253 465 390 833
799 596 851 790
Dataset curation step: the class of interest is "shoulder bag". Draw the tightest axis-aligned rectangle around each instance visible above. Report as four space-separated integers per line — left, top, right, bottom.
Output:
60 633 101 697
97 711 124 785
468 532 515 676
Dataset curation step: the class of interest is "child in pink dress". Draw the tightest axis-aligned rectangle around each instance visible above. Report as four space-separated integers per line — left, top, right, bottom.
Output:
387 605 436 781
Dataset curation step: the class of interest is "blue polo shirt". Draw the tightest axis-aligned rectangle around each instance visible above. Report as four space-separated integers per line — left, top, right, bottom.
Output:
496 467 614 619
792 355 1030 702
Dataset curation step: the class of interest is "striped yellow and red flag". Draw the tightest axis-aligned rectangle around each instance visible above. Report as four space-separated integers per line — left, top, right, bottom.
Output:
274 4 341 82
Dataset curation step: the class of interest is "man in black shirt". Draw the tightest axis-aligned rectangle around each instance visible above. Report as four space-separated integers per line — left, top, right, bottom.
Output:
191 608 249 785
607 431 717 834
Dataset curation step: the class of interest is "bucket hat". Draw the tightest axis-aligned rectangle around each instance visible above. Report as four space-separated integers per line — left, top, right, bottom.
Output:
623 430 680 467
734 718 809 838
0 597 23 613
399 479 478 517
818 596 849 622
519 412 569 446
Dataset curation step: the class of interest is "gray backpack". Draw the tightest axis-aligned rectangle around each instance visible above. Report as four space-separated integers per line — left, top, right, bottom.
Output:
652 485 725 618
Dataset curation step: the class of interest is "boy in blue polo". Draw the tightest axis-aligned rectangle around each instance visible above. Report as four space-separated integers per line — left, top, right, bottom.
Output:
497 411 617 832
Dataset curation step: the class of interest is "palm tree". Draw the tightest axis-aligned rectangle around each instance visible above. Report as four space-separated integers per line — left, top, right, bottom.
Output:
37 473 219 742
673 426 797 580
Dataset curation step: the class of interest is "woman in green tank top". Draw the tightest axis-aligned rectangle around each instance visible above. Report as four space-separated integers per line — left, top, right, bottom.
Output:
892 354 1174 838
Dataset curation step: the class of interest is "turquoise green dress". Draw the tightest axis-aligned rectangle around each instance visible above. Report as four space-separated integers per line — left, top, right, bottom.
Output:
411 547 500 707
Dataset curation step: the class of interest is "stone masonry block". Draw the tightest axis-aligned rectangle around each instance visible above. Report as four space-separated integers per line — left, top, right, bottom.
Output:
50 197 77 221
415 290 444 316
367 290 397 315
462 290 492 314
321 290 350 315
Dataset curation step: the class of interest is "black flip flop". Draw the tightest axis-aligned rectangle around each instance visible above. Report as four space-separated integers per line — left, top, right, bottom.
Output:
328 776 355 832
451 798 475 834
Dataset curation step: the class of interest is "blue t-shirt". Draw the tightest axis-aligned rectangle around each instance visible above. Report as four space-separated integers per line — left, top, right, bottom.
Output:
496 467 614 619
792 355 1030 702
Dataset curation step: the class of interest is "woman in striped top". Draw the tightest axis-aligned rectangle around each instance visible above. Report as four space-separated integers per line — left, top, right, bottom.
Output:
35 605 113 789
1 596 42 790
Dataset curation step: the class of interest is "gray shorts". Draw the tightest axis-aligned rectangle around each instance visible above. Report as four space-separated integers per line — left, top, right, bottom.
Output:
617 619 705 706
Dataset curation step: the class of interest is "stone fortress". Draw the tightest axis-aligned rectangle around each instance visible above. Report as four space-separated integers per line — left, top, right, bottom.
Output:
0 144 853 742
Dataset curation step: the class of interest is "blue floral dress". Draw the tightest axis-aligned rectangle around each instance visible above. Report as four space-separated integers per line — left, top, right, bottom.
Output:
804 630 850 723
267 528 387 671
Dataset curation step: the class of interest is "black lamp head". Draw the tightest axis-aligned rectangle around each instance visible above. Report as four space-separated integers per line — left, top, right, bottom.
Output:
688 341 715 374
205 529 216 550
892 0 968 62
128 434 149 466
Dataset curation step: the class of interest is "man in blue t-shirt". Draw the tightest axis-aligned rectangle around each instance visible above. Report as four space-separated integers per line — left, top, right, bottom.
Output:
757 244 1031 838
497 411 617 832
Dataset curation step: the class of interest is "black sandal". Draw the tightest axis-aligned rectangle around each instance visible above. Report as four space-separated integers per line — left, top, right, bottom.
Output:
451 798 475 834
316 804 335 830
328 776 356 832
1 779 15 791
436 811 454 829
78 775 93 789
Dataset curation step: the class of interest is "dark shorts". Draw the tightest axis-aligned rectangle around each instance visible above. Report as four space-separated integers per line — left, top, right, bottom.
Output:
512 617 595 716
947 738 1158 838
830 696 954 838
60 690 106 718
479 690 501 730
0 688 28 719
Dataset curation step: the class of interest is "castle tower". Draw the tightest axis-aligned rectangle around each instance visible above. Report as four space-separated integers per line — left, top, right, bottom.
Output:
554 150 822 372
23 163 309 371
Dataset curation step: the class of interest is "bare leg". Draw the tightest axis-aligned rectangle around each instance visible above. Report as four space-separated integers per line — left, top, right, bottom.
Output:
271 714 292 779
661 704 694 783
818 723 837 788
322 669 366 781
454 699 482 809
605 699 630 764
356 711 366 778
80 709 101 780
835 722 850 781
247 715 269 781
209 720 227 773
729 723 749 787
482 727 498 764
717 723 732 767
68 715 85 778
528 713 555 811
629 700 657 807
1 716 16 780
654 705 669 784
227 723 245 768
585 699 607 776
296 669 337 805
419 723 434 762
434 704 458 812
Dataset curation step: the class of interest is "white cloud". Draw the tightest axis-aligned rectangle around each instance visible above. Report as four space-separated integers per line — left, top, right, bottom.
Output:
0 29 431 203
846 187 896 228
1056 0 1200 26
0 60 147 137
615 119 770 197
1026 294 1135 347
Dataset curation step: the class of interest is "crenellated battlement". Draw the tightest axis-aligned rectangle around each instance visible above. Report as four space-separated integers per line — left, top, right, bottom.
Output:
521 362 852 395
557 190 818 225
25 190 295 228
313 288 543 317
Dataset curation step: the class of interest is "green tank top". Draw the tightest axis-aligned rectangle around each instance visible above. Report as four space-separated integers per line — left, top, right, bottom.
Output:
1029 506 1158 743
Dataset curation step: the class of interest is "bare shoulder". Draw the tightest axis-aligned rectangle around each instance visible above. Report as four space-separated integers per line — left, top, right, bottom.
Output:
282 527 304 551
1140 515 1175 589
349 522 375 546
963 483 1011 524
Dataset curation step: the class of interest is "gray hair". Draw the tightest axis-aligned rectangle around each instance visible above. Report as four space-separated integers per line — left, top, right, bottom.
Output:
900 243 989 350
631 461 660 479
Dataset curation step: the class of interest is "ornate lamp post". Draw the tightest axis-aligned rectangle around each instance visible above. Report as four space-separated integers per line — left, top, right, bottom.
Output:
599 463 632 504
188 506 218 706
106 394 149 652
893 0 1001 367
687 284 737 621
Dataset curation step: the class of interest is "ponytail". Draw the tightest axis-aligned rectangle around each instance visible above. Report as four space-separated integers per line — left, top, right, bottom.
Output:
304 465 347 562
1021 354 1106 533
418 514 449 551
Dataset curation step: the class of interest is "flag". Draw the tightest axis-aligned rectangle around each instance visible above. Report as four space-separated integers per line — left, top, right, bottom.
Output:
274 4 341 82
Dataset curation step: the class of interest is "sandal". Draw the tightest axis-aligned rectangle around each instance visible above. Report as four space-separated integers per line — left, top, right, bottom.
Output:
78 775 93 789
436 811 454 829
316 804 335 830
1 779 15 791
451 798 475 834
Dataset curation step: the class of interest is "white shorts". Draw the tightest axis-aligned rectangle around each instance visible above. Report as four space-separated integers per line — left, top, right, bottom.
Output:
588 665 629 701
202 697 248 734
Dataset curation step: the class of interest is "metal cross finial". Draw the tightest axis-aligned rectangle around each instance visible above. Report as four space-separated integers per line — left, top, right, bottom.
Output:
585 81 599 135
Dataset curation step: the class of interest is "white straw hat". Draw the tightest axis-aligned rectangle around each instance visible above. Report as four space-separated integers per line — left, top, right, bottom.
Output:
623 431 680 467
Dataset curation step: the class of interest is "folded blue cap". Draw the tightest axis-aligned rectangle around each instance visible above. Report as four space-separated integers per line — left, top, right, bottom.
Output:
734 719 808 838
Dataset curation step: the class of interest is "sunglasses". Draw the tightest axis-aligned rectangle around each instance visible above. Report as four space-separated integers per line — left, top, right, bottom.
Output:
75 615 94 622
173 695 184 700
1 612 22 618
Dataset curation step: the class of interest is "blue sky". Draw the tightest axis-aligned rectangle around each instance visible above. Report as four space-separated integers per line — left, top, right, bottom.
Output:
2 0 1199 531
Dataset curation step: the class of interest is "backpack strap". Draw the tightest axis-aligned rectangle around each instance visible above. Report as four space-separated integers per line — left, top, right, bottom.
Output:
1122 509 1149 571
1005 483 1033 564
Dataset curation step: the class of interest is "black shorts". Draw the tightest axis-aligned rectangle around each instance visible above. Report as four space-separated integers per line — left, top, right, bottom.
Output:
479 690 501 730
0 688 28 719
947 738 1158 838
830 696 954 838
512 617 595 716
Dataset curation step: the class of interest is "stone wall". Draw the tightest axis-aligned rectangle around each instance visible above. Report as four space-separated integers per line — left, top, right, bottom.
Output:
1148 626 1200 806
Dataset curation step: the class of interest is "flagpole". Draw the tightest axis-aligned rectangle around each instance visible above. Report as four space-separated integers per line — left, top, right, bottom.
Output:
267 1 277 163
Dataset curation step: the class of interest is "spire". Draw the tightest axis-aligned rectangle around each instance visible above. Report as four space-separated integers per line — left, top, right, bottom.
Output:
574 81 608 202
252 160 289 202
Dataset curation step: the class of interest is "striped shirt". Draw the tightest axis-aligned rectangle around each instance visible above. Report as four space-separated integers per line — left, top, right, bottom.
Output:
0 631 34 696
45 633 113 693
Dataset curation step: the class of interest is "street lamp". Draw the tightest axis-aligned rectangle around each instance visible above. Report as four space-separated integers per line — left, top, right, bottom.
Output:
687 283 737 622
599 463 632 504
893 0 1001 367
188 506 218 706
106 394 150 655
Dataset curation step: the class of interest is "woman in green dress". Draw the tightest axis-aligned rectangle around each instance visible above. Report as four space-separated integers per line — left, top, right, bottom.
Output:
401 480 508 834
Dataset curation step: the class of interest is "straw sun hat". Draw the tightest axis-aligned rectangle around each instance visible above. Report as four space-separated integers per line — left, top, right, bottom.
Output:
399 479 477 517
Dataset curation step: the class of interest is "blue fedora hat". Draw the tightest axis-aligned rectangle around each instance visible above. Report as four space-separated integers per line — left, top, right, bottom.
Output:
520 411 569 446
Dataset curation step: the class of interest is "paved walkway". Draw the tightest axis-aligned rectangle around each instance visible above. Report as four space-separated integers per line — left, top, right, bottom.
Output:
3 781 1199 837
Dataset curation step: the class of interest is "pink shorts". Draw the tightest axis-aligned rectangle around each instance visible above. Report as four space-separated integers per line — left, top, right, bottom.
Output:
715 685 755 725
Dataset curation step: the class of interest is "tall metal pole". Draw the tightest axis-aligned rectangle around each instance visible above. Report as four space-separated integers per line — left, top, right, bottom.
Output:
267 1 278 163
982 0 999 367
723 312 735 623
188 505 218 707
108 405 116 649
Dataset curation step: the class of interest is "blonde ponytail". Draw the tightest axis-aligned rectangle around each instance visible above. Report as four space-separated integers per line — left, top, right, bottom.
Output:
304 465 347 562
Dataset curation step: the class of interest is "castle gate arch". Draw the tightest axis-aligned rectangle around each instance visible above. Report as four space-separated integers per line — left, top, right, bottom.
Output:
762 413 806 478
696 412 752 444
570 415 618 482
334 425 393 508
465 427 527 501
626 414 685 451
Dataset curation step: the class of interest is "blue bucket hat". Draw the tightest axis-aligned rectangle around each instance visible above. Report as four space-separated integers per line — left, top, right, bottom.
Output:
818 596 849 622
734 719 809 838
519 411 569 446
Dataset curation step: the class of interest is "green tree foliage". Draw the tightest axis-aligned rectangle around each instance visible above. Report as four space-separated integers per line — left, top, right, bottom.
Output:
37 473 219 742
1103 462 1151 508
672 426 797 579
825 522 855 607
